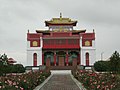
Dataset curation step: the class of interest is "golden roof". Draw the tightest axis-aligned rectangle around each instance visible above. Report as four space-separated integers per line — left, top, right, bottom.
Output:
45 13 77 26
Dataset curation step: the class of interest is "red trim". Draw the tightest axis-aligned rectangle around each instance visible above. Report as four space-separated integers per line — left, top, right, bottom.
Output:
43 45 80 49
80 33 95 40
27 33 41 47
27 33 42 41
43 39 80 49
49 25 74 26
45 23 77 26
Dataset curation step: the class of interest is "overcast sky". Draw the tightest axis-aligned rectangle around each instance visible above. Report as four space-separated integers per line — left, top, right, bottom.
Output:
0 0 120 66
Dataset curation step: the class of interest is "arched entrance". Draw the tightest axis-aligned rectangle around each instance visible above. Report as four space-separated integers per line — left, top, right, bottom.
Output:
86 52 89 66
44 52 54 66
69 51 79 66
33 53 37 66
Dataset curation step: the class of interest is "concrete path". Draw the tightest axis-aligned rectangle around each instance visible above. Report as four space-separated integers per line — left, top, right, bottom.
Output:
34 70 86 90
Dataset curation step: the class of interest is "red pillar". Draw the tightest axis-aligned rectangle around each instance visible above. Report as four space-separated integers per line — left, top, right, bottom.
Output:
42 52 44 65
66 51 68 66
78 53 80 65
54 52 56 66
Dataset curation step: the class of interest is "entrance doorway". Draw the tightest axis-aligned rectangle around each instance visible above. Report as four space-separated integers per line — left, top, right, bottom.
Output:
58 56 65 66
56 51 66 66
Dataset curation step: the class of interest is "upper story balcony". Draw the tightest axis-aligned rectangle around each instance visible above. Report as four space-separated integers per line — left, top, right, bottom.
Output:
43 39 80 49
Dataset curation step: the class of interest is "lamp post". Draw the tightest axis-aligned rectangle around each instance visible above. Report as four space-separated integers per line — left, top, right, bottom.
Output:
101 52 104 60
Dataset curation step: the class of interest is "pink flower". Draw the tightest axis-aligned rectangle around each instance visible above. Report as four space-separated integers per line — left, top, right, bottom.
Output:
102 82 105 84
13 82 16 85
15 86 19 88
20 87 24 90
24 80 26 82
97 85 100 89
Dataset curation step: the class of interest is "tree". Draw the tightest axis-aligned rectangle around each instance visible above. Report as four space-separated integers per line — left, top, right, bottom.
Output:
109 51 120 73
0 54 25 76
94 61 109 72
1 53 8 65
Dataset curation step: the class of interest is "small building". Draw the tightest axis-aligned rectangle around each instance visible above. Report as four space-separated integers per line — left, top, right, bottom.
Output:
27 14 96 67
8 58 16 64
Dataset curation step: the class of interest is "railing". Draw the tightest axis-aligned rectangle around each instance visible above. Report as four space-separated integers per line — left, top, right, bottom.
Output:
43 39 80 49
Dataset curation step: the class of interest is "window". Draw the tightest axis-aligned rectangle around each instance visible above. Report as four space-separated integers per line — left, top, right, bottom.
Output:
32 41 38 47
86 52 89 66
33 53 37 66
85 41 90 46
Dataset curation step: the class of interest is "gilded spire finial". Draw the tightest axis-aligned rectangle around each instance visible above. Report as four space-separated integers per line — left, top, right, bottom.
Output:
60 13 62 18
93 29 95 33
28 29 29 33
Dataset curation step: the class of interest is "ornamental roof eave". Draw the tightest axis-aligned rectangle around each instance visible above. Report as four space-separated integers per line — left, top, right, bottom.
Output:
36 30 51 33
36 29 86 33
45 18 77 26
72 30 86 33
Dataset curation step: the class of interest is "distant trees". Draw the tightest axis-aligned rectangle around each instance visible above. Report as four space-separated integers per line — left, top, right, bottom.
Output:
109 51 120 73
0 53 8 65
94 61 109 72
94 51 120 73
0 53 25 76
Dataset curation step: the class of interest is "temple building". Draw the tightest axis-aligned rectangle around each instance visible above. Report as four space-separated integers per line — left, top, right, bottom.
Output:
27 14 96 67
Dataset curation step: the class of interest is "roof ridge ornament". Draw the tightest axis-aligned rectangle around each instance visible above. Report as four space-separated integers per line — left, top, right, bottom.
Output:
60 13 62 20
60 13 62 18
93 29 95 33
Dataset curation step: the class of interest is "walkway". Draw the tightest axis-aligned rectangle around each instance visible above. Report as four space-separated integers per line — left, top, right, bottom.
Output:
34 70 86 90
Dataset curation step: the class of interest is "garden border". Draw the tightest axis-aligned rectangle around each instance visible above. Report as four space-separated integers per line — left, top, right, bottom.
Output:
70 74 87 90
33 74 53 90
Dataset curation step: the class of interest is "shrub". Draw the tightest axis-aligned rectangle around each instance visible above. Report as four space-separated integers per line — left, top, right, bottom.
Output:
0 70 51 90
73 70 120 90
94 61 109 72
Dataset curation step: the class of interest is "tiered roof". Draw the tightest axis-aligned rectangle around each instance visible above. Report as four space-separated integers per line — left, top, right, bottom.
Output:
36 13 86 33
45 13 77 26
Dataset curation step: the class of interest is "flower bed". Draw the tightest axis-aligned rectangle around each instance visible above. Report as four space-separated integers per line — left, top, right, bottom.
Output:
73 70 120 90
0 71 51 90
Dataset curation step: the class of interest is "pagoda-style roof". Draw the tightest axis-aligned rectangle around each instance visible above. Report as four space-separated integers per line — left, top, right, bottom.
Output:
36 29 86 33
45 13 77 26
8 58 16 64
72 30 86 33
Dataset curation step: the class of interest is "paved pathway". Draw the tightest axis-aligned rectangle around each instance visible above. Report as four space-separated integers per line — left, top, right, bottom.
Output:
34 70 85 90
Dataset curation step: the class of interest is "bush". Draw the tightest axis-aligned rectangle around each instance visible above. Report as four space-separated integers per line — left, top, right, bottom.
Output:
94 51 120 73
12 64 25 73
94 61 109 72
0 54 25 75
109 51 120 73
0 71 51 90
73 70 120 90
0 64 25 76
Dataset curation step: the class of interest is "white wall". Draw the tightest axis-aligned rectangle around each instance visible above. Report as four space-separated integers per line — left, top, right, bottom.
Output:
27 49 42 66
81 48 96 66
80 39 96 66
27 38 42 66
